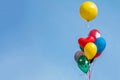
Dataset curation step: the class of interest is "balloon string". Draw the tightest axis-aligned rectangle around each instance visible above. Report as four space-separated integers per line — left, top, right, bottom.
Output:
87 22 90 29
88 64 92 80
88 59 96 80
88 69 91 80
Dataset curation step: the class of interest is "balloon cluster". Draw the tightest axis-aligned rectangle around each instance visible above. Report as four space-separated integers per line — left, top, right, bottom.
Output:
74 1 106 77
74 29 106 73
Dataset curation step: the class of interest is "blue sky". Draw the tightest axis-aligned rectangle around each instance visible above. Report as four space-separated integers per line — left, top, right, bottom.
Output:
0 0 120 80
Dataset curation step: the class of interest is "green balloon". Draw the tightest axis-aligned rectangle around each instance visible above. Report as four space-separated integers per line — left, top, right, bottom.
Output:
77 55 90 73
80 46 84 52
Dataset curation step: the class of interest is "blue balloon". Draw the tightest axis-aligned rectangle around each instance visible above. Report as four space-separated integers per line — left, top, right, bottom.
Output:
94 37 106 53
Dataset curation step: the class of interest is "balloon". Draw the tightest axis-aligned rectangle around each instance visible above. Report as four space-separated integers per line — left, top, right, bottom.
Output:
94 37 106 53
94 53 101 58
74 51 84 62
78 36 95 48
88 29 101 39
77 55 90 73
80 46 84 52
80 1 98 22
84 42 97 60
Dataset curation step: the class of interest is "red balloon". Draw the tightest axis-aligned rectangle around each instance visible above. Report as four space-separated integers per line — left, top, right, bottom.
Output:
88 29 101 39
78 36 95 48
94 53 101 58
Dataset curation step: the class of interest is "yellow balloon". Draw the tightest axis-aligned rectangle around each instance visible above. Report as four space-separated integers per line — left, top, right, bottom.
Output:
80 1 98 22
84 42 97 60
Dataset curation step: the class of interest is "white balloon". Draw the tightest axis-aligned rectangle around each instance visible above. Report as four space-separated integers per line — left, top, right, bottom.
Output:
74 51 84 62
